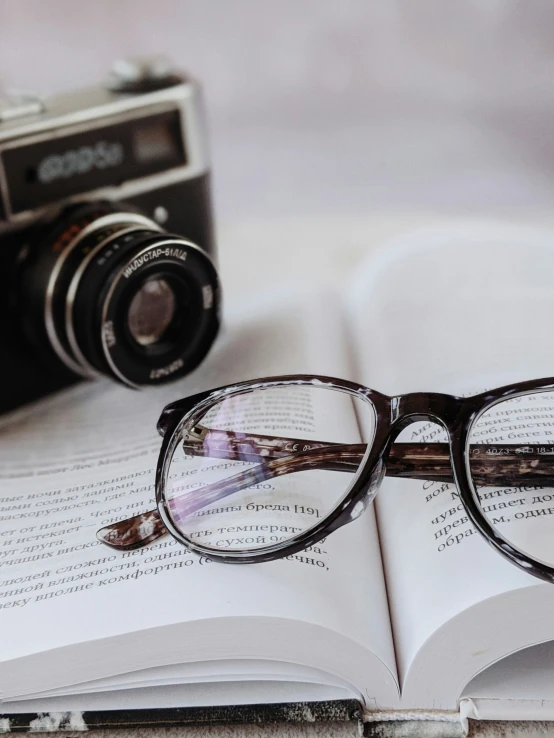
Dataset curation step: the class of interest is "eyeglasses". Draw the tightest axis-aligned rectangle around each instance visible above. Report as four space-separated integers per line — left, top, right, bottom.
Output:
97 374 554 582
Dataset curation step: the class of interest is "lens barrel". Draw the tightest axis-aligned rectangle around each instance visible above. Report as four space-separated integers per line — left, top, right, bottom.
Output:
19 205 220 387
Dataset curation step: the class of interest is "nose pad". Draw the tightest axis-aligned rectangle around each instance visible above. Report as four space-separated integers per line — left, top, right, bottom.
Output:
349 458 386 522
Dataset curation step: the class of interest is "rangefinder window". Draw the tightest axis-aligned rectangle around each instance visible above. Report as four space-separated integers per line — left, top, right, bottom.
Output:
1 109 186 214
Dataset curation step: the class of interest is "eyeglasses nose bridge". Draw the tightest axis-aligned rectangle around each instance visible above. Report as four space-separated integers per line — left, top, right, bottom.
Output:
390 391 463 432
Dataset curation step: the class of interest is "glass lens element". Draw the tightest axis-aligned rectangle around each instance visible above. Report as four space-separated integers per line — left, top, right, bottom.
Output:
127 278 177 346
468 390 554 567
164 383 375 553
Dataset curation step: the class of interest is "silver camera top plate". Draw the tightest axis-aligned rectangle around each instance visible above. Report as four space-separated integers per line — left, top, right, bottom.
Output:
0 62 210 230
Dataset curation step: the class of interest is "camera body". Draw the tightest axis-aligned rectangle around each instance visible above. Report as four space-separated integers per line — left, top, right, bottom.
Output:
0 59 220 415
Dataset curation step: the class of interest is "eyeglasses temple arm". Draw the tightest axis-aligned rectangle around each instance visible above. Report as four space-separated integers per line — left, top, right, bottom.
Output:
183 427 554 485
97 445 361 551
96 429 554 551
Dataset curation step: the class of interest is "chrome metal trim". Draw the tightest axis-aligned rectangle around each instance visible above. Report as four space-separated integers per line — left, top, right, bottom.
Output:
44 212 155 377
65 218 162 377
100 237 220 388
0 80 198 142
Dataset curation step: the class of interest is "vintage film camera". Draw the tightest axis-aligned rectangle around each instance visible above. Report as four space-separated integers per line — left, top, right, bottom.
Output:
0 58 221 415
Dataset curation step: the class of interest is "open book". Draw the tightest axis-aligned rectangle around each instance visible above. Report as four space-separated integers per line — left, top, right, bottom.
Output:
2 221 554 732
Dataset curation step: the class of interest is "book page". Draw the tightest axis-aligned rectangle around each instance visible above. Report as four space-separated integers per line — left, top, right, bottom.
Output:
348 222 554 708
0 282 397 707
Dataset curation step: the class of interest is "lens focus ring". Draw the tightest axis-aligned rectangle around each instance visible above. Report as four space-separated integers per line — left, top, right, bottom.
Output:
19 205 221 388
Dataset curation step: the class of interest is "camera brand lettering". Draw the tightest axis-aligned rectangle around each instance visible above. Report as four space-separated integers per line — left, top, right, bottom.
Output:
102 321 116 348
123 248 188 279
37 141 124 184
150 358 184 380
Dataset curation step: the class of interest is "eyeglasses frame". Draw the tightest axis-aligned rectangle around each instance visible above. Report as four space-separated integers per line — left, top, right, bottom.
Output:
154 374 554 582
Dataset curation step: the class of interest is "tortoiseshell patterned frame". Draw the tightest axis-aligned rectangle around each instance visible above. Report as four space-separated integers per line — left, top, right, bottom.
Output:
97 374 554 582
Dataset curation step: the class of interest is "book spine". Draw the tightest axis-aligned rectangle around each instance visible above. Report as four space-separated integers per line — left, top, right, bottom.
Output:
362 711 463 738
0 700 363 733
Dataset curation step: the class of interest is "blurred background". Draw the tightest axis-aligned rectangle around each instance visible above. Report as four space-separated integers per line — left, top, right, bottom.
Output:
2 0 554 223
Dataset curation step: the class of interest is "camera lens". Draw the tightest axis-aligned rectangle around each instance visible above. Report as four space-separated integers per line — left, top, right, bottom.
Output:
127 277 177 347
19 204 220 387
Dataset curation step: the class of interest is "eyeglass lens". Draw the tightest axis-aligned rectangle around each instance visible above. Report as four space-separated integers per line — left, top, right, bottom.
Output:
163 384 376 553
468 390 554 567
